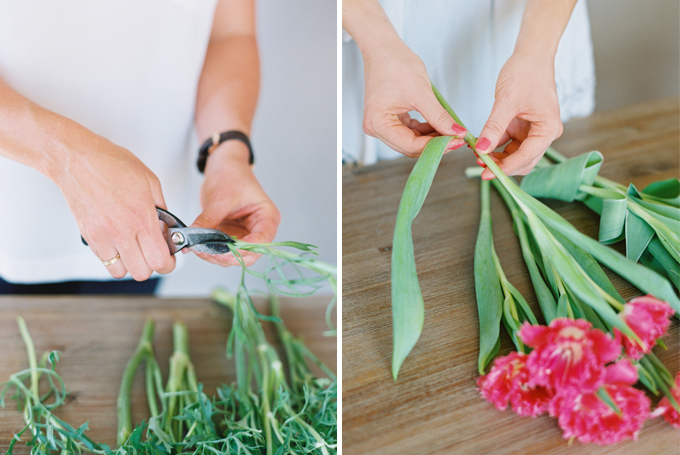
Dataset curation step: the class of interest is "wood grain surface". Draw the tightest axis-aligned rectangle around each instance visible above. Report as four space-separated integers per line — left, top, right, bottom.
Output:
342 99 680 454
0 295 336 452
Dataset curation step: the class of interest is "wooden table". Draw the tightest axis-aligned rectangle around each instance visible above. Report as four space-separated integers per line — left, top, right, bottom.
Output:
0 295 336 452
342 99 680 454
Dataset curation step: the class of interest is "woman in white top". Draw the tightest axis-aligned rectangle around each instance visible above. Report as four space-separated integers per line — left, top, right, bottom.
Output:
342 0 595 177
0 0 279 293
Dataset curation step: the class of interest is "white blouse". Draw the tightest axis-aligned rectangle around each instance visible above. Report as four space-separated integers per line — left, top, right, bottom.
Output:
342 0 595 164
0 0 217 283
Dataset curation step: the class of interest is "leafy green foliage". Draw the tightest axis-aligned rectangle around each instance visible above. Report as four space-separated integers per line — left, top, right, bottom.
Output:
3 240 337 454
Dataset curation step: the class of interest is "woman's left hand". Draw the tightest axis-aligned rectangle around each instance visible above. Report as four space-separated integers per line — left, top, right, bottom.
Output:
475 51 564 180
190 141 280 267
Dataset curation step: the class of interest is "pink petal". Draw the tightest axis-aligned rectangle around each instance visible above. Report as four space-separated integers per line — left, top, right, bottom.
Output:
604 359 638 386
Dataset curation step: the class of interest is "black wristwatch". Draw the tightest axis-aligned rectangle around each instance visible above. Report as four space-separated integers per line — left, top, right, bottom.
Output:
196 130 254 173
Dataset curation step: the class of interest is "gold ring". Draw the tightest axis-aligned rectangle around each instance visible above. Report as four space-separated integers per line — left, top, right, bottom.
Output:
101 254 121 266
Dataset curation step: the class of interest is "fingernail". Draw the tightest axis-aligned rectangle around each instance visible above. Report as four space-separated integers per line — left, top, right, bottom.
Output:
476 137 491 152
451 123 467 136
476 158 486 167
446 138 465 151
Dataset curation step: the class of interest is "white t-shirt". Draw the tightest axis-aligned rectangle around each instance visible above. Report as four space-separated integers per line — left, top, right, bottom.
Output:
342 0 595 164
0 0 217 283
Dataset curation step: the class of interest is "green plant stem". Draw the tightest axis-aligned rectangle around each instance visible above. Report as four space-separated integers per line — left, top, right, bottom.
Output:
117 319 155 446
231 241 337 277
490 179 558 322
165 324 193 441
17 318 39 399
145 357 160 418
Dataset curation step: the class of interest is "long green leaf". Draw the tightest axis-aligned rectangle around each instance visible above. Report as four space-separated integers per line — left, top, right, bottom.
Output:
391 135 449 380
474 179 504 374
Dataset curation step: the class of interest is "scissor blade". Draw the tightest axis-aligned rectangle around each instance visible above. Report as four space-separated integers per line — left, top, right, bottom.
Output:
167 227 235 255
189 242 233 255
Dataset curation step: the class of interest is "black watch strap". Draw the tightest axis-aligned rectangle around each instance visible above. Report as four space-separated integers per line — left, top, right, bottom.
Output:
197 130 254 173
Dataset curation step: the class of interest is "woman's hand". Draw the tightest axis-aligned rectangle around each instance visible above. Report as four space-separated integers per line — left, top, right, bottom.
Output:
475 0 579 180
190 141 280 267
55 135 176 281
0 77 174 281
475 52 563 180
362 41 468 157
343 0 466 158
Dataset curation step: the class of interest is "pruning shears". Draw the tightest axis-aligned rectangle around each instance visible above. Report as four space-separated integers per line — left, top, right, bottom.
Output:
81 207 236 255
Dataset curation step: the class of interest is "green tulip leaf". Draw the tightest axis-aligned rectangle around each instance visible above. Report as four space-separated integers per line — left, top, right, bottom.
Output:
521 151 603 202
391 135 448 380
626 210 655 263
642 178 680 207
474 180 504 374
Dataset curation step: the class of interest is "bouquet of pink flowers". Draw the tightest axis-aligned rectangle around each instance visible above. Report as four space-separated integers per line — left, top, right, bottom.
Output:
478 297 677 445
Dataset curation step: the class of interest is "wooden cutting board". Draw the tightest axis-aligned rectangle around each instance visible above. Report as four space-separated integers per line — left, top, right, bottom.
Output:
0 295 336 452
342 98 680 454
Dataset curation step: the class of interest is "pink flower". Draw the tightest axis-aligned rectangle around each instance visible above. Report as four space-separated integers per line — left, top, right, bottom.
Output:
614 295 675 360
551 360 650 445
477 352 552 417
652 372 680 428
518 318 621 393
554 385 650 445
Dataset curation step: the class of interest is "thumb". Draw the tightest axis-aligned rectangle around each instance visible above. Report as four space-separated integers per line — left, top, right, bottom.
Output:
417 91 467 138
191 203 223 229
476 102 515 155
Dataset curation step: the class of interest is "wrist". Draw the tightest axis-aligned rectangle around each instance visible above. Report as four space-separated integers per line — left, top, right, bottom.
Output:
41 116 105 185
203 140 252 177
197 130 253 173
512 40 558 64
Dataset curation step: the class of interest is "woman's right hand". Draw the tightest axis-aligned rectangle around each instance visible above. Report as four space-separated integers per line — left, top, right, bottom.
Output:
343 0 466 158
53 135 175 281
0 78 174 281
361 41 468 157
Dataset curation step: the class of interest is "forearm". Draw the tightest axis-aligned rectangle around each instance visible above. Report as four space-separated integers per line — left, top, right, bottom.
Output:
195 34 259 159
342 0 404 59
514 0 578 59
0 78 99 182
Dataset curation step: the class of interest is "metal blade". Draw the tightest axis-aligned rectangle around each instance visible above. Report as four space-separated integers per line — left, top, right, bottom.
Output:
188 242 233 255
167 227 234 255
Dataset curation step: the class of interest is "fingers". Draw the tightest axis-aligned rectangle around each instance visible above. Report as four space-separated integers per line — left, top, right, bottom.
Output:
138 231 176 275
365 113 434 158
189 199 280 268
407 118 436 136
86 205 174 281
416 90 467 138
364 86 467 158
147 174 167 211
476 102 517 155
113 238 153 281
480 135 552 180
192 202 222 229
96 244 128 279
